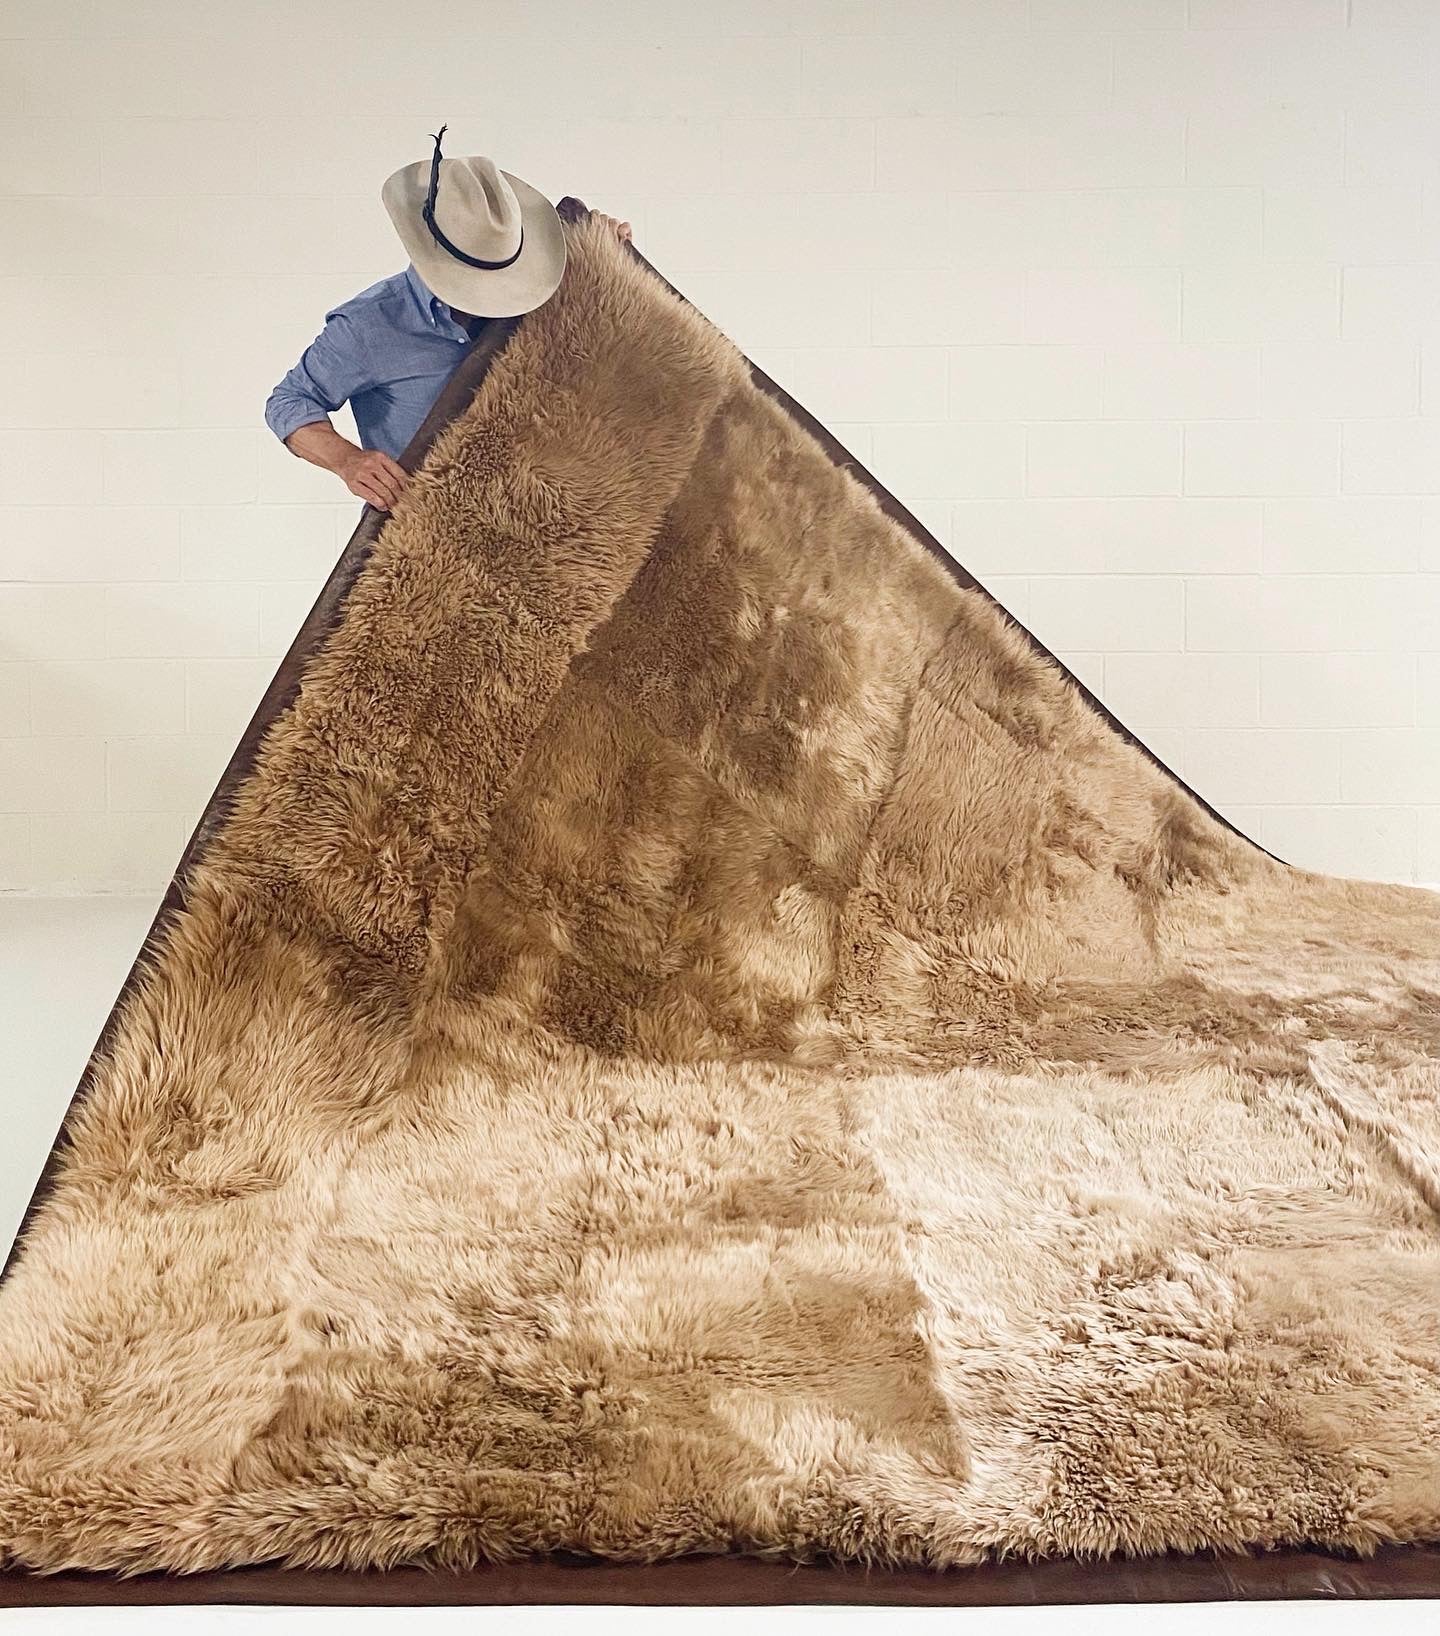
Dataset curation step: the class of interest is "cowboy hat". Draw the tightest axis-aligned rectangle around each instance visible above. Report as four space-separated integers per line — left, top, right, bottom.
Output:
382 128 566 319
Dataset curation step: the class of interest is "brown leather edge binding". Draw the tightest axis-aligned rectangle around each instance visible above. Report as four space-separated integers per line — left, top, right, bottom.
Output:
4 1545 1439 1609
8 200 1421 1610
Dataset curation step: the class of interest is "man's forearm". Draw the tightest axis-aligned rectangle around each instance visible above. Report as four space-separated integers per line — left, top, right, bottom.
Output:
284 419 359 477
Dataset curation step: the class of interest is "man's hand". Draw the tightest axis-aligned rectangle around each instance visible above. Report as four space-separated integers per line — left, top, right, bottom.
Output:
283 421 410 510
591 211 632 244
335 445 410 511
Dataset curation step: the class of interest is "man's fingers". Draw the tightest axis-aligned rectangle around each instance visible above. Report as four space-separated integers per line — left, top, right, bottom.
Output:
372 457 407 500
368 471 402 507
341 450 410 509
363 458 405 508
593 211 631 243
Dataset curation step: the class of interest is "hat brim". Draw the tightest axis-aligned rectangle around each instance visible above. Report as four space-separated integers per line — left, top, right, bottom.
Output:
381 161 567 320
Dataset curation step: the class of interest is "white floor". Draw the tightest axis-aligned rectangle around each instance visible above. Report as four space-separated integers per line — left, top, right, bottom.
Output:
0 897 1434 1629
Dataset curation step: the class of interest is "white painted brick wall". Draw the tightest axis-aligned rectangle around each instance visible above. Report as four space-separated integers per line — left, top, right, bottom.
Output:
2 0 1439 891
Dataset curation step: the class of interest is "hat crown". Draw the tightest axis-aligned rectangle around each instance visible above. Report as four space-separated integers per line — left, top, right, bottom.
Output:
430 155 523 262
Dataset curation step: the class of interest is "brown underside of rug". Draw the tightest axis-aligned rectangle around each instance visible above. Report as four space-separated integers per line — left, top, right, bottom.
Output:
1 206 1437 1602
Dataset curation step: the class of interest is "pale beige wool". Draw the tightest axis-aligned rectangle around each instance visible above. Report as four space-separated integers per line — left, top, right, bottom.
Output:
1 216 1437 1577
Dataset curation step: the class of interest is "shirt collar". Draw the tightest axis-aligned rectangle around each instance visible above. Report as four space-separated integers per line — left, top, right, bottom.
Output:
405 260 445 323
404 264 457 332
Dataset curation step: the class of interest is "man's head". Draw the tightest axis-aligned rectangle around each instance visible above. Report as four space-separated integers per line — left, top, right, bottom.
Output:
382 128 566 320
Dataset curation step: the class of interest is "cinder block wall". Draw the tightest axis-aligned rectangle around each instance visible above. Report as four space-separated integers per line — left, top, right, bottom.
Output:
2 0 1438 891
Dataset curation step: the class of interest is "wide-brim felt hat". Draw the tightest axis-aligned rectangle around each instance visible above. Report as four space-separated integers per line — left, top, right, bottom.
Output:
382 135 566 320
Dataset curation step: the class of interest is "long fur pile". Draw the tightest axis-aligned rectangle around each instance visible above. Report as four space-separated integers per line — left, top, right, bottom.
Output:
1 216 1437 1577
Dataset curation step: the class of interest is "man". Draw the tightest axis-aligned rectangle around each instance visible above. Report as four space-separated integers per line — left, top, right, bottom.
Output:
265 130 630 511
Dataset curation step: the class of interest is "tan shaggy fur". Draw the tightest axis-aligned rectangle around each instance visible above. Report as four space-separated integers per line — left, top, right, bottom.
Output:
2 217 1438 1577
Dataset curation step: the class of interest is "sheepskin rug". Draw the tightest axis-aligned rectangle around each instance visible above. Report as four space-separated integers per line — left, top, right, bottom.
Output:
2 214 1438 1579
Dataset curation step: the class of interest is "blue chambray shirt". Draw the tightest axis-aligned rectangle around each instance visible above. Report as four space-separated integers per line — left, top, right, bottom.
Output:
264 265 482 461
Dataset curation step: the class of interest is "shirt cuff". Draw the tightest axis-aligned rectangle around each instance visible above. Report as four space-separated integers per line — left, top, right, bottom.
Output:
264 395 332 445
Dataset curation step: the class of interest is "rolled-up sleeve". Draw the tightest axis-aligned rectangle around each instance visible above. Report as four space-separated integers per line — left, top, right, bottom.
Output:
264 311 370 444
